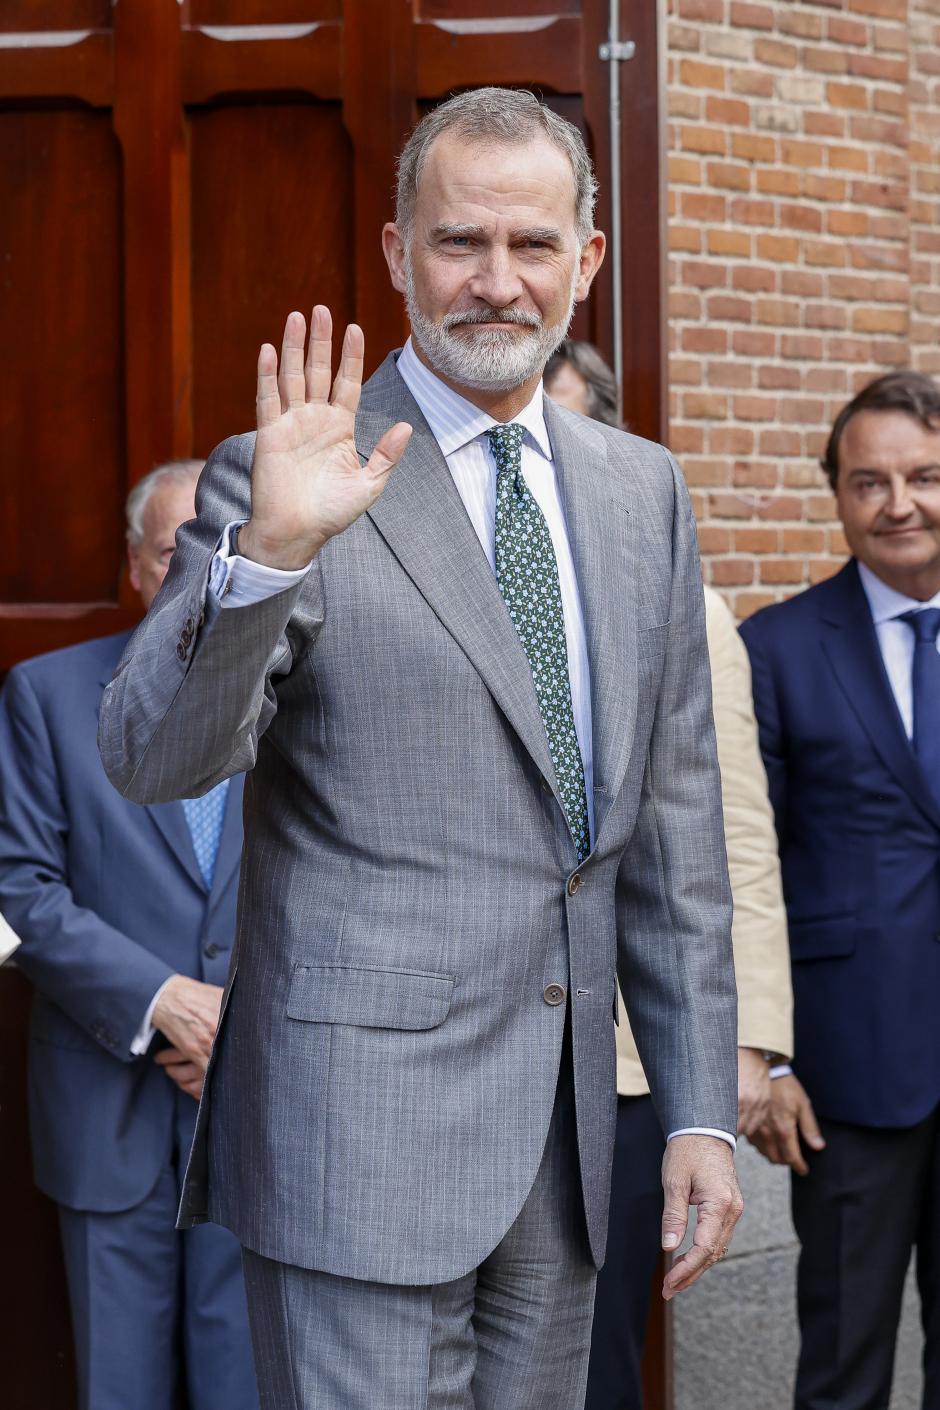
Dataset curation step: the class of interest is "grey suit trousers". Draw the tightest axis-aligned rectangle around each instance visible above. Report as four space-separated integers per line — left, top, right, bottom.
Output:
241 1049 596 1409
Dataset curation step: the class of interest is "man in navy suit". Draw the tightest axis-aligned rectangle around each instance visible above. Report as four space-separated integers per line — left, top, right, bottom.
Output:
741 371 940 1410
0 462 259 1410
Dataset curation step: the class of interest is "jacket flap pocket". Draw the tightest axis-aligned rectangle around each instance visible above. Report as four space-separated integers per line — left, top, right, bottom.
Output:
789 916 857 962
286 964 455 1031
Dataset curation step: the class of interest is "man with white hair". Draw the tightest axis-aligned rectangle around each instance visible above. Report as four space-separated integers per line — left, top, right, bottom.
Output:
0 461 259 1410
100 89 741 1408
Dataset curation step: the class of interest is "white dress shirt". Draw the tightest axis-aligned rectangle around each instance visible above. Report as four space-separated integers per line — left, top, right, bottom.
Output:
857 560 940 737
206 340 735 1149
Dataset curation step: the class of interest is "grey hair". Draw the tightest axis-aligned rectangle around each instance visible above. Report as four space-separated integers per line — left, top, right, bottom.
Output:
545 338 622 429
125 459 203 544
395 87 598 246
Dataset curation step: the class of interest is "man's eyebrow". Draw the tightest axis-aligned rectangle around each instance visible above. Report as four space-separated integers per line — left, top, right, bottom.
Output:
846 463 940 476
430 223 486 240
513 226 564 243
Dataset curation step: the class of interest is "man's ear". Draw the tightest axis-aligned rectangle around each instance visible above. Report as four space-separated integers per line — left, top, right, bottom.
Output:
574 230 607 304
127 542 141 595
382 223 408 295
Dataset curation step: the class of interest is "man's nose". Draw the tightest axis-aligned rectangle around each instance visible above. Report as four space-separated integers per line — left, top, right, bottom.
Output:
884 478 916 518
468 250 523 308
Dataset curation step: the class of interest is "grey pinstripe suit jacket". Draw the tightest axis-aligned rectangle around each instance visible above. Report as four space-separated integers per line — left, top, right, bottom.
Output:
98 353 736 1285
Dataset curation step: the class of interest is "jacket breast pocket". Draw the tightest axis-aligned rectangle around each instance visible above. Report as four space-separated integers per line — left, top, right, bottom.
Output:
788 916 857 962
638 622 670 659
286 964 455 1031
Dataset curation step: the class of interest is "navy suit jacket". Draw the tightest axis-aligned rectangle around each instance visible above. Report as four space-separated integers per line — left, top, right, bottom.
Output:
741 560 940 1129
0 631 243 1211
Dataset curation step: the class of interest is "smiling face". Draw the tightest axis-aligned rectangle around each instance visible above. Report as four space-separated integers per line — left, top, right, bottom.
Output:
836 409 940 600
382 131 604 409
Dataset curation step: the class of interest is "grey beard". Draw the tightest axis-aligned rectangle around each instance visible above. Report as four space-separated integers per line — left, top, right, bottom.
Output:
405 264 576 394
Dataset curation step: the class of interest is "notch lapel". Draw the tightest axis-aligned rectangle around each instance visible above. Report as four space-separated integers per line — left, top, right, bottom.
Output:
818 561 940 830
358 356 561 803
544 400 639 846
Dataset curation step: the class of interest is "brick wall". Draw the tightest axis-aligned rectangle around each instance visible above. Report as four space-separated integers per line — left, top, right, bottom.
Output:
665 0 940 617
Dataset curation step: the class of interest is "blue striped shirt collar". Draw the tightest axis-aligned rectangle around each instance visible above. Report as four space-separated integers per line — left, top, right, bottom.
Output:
396 336 553 462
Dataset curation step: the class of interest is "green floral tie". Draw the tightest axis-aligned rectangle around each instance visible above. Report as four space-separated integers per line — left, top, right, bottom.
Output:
487 423 591 862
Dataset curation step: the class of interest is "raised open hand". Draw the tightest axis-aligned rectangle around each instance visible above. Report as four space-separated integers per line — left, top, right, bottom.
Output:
238 306 413 569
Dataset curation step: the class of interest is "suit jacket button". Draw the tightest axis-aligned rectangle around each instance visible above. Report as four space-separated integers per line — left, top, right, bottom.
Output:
204 943 220 959
540 777 551 795
176 643 187 661
544 984 566 1007
567 872 583 897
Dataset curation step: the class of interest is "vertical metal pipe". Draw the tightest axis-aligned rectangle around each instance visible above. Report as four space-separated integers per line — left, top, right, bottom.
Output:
608 0 624 424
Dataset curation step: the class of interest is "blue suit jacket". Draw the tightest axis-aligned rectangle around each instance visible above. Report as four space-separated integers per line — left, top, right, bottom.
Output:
0 631 243 1211
741 561 940 1129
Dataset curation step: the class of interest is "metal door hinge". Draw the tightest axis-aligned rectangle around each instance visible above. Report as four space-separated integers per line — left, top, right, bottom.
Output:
599 40 636 61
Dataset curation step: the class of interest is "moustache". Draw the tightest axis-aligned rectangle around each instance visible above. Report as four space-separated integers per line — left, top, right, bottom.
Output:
441 307 543 331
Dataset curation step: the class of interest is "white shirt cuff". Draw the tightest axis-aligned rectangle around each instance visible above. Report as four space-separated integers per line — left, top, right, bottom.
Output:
210 521 312 607
130 976 174 1056
769 1064 793 1080
667 1126 737 1152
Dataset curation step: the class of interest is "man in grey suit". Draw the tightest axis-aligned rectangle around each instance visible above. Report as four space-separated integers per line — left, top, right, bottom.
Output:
99 88 742 1408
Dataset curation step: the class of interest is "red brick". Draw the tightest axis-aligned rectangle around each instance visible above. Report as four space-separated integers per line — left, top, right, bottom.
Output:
680 59 728 90
781 333 826 358
707 360 756 387
682 259 729 288
779 397 828 423
707 294 755 322
756 233 801 261
756 298 802 326
850 178 908 209
733 329 777 356
710 427 757 454
697 526 733 553
709 493 760 518
734 460 778 487
707 161 753 190
827 145 870 173
804 173 848 201
828 81 871 110
781 140 825 168
682 456 730 485
806 493 839 521
804 46 850 75
804 303 849 329
734 394 781 420
731 69 775 97
827 15 871 45
736 592 779 618
711 558 757 585
681 125 728 155
778 10 824 39
709 228 753 256
848 53 908 82
757 495 806 520
805 367 849 393
732 265 777 292
683 391 730 418
759 429 803 454
757 168 802 196
851 306 908 332
848 0 906 18
731 132 777 162
677 0 725 20
782 527 827 552
730 1 775 29
735 527 780 551
779 204 824 233
670 225 704 252
804 111 846 138
760 558 808 583
754 38 799 67
668 423 706 454
706 97 751 126
781 269 825 296
809 559 843 585
669 155 703 185
682 327 729 354
825 210 870 237
671 358 703 385
669 291 703 319
758 361 804 387
681 191 728 221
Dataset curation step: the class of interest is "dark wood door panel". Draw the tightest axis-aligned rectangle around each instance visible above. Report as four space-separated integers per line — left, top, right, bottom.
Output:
0 106 124 605
189 100 355 453
0 0 111 29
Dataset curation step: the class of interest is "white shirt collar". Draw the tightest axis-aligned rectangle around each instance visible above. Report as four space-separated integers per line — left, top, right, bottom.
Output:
396 336 553 462
857 559 940 624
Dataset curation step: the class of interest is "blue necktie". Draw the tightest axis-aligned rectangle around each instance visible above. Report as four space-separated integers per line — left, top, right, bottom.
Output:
181 780 230 889
898 607 940 811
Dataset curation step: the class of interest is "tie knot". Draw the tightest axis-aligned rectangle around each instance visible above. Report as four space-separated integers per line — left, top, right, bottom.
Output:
485 423 525 472
899 607 940 644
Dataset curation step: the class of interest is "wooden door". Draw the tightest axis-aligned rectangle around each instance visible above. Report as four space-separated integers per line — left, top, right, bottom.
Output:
0 4 667 1405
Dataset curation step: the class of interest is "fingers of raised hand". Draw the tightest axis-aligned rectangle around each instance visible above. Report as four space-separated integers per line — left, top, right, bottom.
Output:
305 304 333 403
278 310 308 411
257 343 281 429
331 323 366 414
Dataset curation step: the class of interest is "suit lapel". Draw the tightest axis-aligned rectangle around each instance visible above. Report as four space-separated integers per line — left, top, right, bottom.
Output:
544 399 639 845
818 560 940 830
358 355 562 802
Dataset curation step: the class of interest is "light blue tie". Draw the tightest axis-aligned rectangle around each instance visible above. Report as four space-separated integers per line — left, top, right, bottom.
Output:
181 780 230 889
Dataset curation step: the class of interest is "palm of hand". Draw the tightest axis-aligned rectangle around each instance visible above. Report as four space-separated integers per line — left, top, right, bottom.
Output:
244 307 412 566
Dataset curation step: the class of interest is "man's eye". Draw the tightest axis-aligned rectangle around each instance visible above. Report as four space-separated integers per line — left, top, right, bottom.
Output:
913 473 940 489
447 237 470 248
